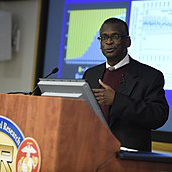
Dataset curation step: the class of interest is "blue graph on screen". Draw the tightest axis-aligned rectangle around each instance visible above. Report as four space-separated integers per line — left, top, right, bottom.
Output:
129 0 172 90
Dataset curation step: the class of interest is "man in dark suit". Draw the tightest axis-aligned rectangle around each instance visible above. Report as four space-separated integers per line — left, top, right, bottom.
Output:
83 18 169 151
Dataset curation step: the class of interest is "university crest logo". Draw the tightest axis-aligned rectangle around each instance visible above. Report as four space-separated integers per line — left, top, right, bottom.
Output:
0 116 41 172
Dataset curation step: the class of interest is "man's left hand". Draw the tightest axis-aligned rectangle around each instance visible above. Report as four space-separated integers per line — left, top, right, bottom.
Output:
92 79 115 105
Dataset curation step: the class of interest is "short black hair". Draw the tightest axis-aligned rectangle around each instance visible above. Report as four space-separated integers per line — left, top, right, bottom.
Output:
100 17 129 36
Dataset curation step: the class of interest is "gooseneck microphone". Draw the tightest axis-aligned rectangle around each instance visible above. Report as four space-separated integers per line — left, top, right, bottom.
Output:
30 67 59 95
44 67 59 78
8 67 59 95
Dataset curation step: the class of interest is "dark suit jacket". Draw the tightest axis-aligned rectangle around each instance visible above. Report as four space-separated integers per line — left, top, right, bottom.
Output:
83 57 169 151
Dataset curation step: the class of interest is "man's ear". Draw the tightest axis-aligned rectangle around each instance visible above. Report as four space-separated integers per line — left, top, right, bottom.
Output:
125 36 131 48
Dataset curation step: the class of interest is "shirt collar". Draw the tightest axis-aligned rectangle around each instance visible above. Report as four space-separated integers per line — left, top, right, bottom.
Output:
106 54 130 71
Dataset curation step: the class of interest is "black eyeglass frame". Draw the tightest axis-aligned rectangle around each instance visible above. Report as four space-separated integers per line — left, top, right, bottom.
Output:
97 34 130 42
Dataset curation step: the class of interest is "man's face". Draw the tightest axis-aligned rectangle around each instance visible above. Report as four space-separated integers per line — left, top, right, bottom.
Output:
99 23 130 64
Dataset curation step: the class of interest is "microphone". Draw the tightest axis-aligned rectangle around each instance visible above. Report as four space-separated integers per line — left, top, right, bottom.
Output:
30 67 59 95
44 67 58 78
8 67 59 95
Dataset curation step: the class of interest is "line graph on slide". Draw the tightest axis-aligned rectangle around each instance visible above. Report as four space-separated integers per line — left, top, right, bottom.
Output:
64 8 127 65
129 0 172 90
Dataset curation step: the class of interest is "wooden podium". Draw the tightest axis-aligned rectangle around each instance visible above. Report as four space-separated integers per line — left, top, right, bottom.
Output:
0 93 172 172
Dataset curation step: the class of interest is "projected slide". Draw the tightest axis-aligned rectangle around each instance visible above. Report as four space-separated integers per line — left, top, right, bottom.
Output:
64 8 127 65
129 0 172 90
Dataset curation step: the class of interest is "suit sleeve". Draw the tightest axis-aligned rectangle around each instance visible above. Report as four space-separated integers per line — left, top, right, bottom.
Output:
109 72 169 129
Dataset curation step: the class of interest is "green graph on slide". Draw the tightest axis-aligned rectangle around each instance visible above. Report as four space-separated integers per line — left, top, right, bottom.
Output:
65 8 126 60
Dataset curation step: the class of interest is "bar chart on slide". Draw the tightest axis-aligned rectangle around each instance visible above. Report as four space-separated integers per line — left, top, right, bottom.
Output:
129 0 172 90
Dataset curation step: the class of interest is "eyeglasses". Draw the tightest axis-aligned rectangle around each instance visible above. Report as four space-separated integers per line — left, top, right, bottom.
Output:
97 34 129 42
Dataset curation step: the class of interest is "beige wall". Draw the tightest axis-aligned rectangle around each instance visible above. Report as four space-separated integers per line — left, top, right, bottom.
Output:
0 0 38 93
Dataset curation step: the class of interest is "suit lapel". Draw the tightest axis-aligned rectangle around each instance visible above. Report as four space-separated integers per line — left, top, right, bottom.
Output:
109 58 138 127
94 63 106 88
118 58 138 96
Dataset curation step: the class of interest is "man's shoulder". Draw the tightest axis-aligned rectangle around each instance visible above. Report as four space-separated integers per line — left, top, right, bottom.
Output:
85 63 105 72
131 57 163 75
83 62 105 79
